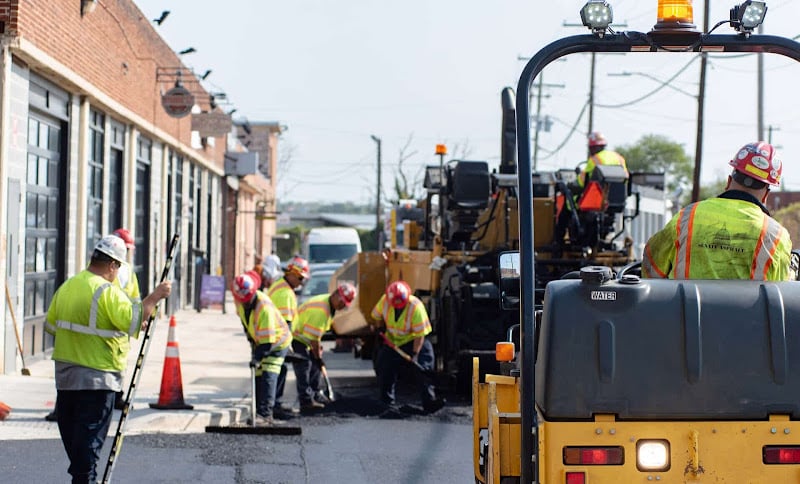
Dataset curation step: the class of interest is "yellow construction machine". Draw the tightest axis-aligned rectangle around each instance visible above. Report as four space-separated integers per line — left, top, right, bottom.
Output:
473 1 800 483
331 86 656 390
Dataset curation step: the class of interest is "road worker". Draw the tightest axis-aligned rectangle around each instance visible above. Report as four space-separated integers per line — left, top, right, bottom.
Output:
262 254 282 289
555 132 629 247
643 141 792 280
231 272 292 426
270 256 310 411
578 131 628 188
46 235 172 483
44 228 141 421
288 282 356 411
371 280 445 414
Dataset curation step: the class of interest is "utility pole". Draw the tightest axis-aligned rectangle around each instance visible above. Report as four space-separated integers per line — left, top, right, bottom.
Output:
757 23 764 140
690 0 710 203
370 135 382 249
532 75 565 171
768 125 779 144
588 52 596 134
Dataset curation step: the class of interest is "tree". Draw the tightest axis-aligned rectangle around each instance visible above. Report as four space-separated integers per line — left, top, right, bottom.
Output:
697 178 728 201
392 134 422 202
615 135 693 198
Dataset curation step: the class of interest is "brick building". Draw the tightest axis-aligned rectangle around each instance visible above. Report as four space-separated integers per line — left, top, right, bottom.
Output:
0 1 278 373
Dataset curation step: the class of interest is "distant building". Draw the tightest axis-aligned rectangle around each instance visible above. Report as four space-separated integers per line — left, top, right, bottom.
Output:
278 213 375 231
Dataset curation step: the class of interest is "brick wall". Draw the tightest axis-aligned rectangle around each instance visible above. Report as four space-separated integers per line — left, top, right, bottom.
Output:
1 0 225 166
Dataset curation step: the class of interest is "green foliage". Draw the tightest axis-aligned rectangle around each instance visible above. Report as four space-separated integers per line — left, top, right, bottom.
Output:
277 201 370 214
274 227 304 260
697 178 728 201
615 134 693 196
773 202 800 246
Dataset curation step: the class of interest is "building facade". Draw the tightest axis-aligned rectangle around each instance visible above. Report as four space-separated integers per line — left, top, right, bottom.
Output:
0 1 276 373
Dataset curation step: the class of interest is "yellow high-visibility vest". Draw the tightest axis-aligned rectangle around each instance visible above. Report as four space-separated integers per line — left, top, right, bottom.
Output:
268 277 298 323
46 270 142 372
237 291 292 349
643 196 792 281
371 294 432 347
292 294 332 348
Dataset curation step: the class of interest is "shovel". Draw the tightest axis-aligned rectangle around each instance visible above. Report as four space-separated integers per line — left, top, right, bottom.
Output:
5 283 30 376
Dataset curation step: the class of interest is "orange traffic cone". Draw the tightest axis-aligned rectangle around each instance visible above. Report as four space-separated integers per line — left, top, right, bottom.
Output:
0 401 10 420
149 316 194 410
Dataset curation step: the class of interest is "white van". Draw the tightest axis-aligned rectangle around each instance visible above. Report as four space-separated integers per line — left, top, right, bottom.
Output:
303 227 362 264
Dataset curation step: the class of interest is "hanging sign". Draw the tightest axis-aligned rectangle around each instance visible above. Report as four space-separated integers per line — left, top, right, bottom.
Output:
161 85 195 118
191 111 233 137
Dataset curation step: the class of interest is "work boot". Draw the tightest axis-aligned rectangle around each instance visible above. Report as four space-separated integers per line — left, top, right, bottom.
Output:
423 398 446 414
254 415 274 426
300 400 325 412
44 410 58 422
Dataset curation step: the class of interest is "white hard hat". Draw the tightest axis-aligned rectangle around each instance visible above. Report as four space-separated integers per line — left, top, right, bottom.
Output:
94 235 127 263
264 254 282 280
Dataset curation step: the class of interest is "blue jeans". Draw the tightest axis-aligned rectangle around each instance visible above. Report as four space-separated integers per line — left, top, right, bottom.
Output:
56 389 115 484
289 340 322 405
253 343 288 418
376 339 436 406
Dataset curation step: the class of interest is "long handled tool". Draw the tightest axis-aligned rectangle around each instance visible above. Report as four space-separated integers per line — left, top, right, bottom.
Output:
285 351 335 402
378 331 435 377
318 359 335 402
5 282 30 376
102 233 179 484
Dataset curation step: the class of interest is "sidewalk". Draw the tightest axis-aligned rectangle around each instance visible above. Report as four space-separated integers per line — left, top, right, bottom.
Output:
0 296 371 439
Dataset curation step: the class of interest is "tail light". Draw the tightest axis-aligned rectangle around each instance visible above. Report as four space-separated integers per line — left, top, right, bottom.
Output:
563 446 624 465
764 446 800 464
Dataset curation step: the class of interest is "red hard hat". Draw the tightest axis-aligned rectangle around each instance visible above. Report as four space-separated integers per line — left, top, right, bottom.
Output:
113 228 135 249
232 273 258 304
337 282 356 307
286 256 310 280
588 132 607 148
245 270 262 291
729 141 782 187
386 281 411 309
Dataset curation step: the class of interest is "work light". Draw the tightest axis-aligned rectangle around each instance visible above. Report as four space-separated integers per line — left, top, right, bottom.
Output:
580 1 613 34
730 1 767 32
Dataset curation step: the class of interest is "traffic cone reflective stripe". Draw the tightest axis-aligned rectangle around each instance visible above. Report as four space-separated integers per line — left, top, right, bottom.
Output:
149 316 194 410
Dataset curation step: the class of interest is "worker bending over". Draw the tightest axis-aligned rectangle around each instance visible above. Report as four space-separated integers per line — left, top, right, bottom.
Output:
232 272 292 426
371 280 445 414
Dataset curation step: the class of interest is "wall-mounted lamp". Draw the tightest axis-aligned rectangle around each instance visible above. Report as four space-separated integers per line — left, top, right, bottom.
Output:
81 0 97 16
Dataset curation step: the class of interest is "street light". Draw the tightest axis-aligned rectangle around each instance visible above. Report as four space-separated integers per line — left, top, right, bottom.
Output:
608 71 697 98
370 135 382 249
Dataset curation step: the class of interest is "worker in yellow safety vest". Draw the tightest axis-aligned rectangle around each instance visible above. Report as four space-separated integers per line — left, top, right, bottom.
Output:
578 131 628 188
232 272 292 426
371 280 445 414
269 255 309 411
643 141 792 280
44 228 142 422
288 282 356 411
45 235 172 483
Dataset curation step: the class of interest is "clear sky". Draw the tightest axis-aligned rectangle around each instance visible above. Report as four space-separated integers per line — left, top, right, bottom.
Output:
134 0 800 204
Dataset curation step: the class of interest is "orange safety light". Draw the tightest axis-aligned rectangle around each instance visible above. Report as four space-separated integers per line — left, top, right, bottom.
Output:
657 0 694 24
435 144 447 156
577 181 604 212
495 341 515 362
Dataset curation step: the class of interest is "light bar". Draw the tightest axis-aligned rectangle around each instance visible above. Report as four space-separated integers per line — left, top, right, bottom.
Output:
636 440 671 471
580 1 613 33
730 1 767 32
764 446 800 464
563 446 624 465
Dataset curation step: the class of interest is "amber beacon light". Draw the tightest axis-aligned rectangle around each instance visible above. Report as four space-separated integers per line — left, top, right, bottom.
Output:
653 0 697 31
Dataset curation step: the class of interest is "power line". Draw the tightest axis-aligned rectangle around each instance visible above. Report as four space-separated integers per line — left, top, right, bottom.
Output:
596 55 699 109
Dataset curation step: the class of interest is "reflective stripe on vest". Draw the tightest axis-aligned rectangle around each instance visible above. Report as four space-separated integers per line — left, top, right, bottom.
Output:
673 204 698 280
46 283 136 338
382 299 412 339
253 296 291 347
752 216 784 279
292 298 331 347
